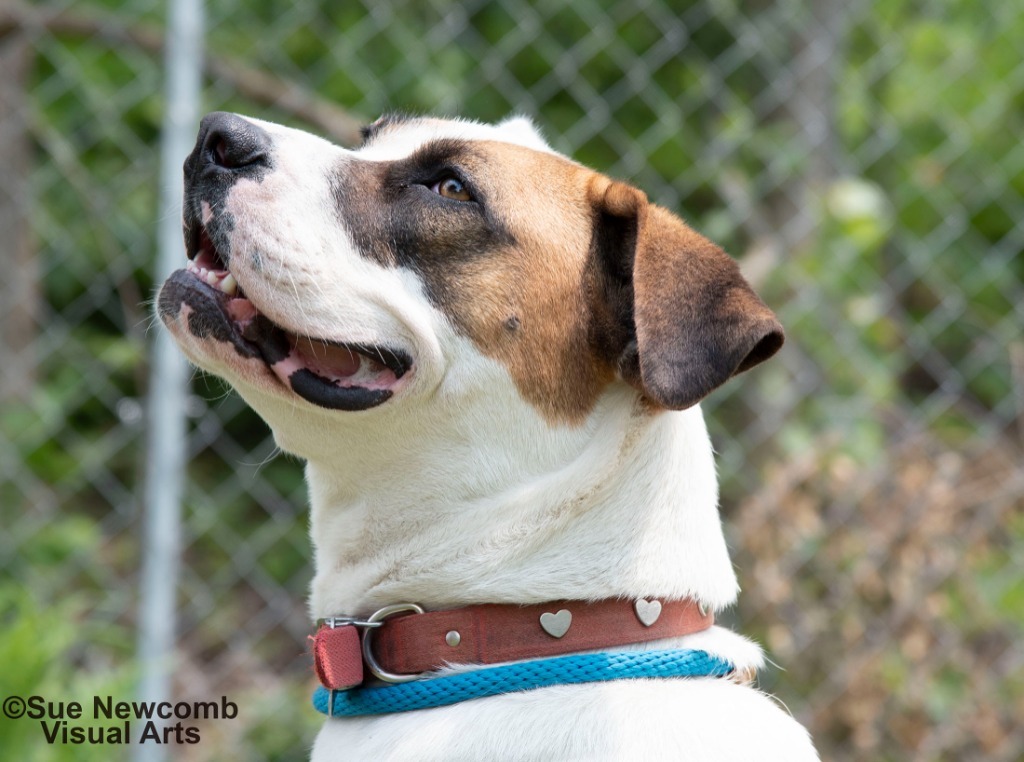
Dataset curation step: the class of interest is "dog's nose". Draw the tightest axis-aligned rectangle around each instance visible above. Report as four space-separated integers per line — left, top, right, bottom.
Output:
185 111 272 177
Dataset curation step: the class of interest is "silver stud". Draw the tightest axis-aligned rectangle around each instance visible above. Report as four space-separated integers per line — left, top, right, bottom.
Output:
539 609 572 638
634 598 662 627
445 630 461 647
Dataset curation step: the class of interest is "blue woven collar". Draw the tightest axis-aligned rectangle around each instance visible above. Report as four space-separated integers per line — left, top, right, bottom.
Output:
313 648 733 717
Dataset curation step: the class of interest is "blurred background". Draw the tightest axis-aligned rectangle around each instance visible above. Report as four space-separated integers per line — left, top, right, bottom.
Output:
0 0 1021 760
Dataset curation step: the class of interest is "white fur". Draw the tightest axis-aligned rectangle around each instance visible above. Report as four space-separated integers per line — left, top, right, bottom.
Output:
312 679 813 761
162 114 818 761
358 115 555 161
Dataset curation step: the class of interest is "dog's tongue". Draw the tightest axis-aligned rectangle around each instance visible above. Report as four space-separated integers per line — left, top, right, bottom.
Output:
294 337 361 378
266 337 360 387
265 335 394 411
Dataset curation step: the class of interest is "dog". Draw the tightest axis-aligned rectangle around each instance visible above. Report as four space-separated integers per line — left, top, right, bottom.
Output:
158 111 818 761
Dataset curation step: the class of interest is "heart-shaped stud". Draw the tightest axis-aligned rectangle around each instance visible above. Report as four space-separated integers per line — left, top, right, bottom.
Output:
539 609 572 638
634 598 662 627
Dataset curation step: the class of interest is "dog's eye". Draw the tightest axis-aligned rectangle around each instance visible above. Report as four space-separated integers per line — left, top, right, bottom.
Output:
430 176 473 202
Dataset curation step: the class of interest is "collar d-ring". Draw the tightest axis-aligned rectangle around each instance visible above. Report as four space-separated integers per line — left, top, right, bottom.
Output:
361 603 425 683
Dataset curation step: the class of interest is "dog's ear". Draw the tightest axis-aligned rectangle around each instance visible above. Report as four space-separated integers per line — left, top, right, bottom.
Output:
589 179 784 410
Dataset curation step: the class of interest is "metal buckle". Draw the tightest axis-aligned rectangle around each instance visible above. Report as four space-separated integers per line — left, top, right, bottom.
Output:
360 603 425 683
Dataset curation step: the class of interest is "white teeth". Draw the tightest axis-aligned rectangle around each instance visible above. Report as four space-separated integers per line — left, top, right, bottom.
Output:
186 258 238 296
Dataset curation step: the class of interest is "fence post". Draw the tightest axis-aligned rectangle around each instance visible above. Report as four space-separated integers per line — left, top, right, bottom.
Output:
135 0 204 759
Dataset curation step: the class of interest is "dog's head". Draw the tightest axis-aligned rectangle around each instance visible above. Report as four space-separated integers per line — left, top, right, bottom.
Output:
158 113 782 459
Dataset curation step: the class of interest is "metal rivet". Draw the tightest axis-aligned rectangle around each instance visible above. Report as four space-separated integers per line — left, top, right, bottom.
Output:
445 630 461 647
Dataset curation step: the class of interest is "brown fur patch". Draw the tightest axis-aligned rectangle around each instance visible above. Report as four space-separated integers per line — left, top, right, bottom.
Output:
421 143 617 425
331 135 782 424
329 138 618 424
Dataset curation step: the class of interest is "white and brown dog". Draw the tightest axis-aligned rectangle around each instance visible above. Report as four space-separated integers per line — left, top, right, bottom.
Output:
158 112 818 761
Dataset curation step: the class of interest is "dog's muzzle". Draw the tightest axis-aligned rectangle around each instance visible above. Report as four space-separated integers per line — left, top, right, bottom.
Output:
157 112 415 412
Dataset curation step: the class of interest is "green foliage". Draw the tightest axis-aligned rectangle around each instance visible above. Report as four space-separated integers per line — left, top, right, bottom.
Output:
0 586 135 762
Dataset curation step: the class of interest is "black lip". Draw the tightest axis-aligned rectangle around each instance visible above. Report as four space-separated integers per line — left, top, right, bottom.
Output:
158 269 264 360
288 368 393 410
185 222 201 261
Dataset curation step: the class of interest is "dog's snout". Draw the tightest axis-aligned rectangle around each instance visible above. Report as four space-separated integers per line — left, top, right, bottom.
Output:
186 111 272 176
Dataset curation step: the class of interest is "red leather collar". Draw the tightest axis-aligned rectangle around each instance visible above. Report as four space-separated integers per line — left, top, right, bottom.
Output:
313 598 713 691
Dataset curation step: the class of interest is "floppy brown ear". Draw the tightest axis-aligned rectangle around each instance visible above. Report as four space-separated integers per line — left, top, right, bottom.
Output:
590 179 784 410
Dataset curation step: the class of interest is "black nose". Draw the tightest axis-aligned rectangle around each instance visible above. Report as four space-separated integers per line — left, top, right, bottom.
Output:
185 111 272 177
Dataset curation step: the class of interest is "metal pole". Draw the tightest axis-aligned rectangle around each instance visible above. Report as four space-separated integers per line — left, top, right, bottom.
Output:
136 1 203 759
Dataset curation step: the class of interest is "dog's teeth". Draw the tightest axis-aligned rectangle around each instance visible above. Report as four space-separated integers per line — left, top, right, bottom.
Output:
220 273 238 296
205 270 220 286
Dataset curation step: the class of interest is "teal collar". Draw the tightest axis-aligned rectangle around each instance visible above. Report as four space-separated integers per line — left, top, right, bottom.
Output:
313 648 734 717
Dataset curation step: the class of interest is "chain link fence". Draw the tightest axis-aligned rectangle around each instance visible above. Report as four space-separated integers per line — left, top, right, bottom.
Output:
1 0 1021 760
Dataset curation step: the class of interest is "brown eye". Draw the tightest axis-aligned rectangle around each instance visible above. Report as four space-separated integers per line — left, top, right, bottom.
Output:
431 176 472 202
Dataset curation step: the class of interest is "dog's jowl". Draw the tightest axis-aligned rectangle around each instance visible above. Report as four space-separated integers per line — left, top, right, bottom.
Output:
158 112 818 761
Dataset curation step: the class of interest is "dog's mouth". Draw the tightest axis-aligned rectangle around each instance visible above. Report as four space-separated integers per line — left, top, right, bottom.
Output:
161 225 412 411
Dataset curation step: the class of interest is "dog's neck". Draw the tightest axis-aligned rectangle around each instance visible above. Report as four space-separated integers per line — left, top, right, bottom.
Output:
302 384 739 620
